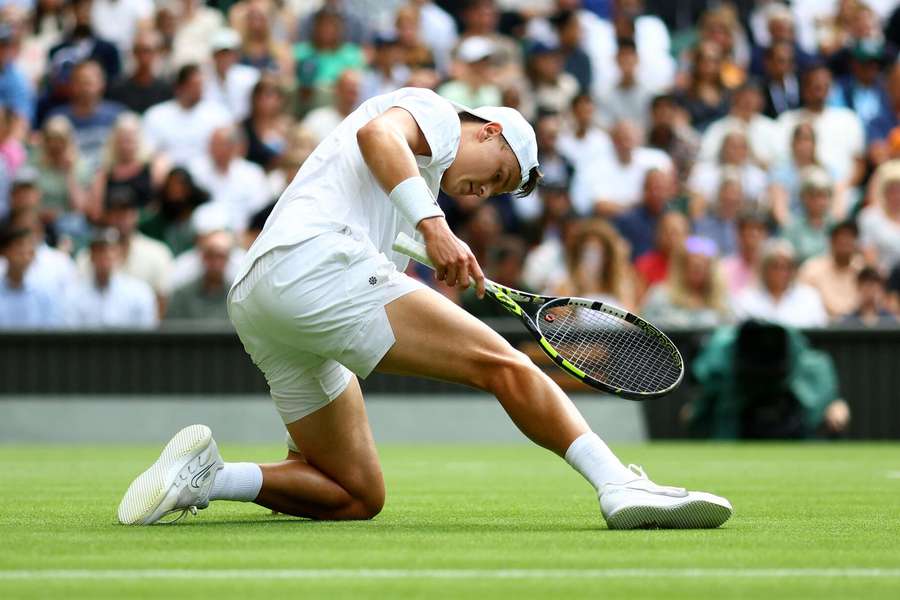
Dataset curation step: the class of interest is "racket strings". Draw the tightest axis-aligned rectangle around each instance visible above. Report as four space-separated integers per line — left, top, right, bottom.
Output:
537 304 681 393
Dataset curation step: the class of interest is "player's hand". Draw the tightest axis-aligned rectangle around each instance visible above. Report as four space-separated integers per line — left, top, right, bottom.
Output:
418 216 486 298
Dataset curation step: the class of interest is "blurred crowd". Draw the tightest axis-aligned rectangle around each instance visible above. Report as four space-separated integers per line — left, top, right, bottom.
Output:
1 0 900 330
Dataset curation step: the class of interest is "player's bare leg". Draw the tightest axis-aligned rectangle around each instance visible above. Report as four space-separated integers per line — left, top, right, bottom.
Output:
254 376 385 520
379 288 590 455
378 287 732 529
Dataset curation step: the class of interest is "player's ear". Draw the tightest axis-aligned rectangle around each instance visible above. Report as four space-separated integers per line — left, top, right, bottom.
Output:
479 121 503 142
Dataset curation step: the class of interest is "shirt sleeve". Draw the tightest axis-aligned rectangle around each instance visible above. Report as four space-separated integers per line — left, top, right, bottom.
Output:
390 88 461 172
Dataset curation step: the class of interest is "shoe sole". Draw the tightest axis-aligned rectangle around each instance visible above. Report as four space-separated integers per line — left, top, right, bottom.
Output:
117 424 213 525
605 499 733 530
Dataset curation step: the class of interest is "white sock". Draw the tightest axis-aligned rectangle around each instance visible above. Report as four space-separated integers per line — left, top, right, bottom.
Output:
565 431 634 490
209 462 263 502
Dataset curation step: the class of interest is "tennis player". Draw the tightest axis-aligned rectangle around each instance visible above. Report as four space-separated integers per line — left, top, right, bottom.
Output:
118 87 732 529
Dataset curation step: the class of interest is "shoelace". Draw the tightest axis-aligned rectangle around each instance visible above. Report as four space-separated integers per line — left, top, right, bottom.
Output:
157 505 198 525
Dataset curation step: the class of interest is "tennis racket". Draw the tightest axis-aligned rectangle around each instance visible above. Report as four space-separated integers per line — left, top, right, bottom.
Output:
393 232 684 400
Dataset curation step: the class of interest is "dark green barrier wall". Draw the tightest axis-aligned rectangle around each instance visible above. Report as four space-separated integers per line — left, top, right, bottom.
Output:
1 324 898 439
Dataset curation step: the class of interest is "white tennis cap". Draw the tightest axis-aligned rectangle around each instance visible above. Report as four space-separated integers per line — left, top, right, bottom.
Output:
457 104 539 190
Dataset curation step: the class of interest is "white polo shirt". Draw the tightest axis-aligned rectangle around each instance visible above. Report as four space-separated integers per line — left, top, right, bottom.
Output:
734 283 828 328
65 272 158 329
570 147 672 215
142 99 233 166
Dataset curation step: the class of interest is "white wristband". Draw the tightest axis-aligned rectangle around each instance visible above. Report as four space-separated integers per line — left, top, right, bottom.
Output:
389 176 444 227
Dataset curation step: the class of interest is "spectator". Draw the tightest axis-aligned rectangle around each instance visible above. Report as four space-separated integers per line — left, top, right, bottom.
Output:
687 129 768 218
90 0 153 55
634 210 689 298
571 119 672 217
45 60 124 171
203 28 260 122
45 0 121 114
142 63 233 166
798 220 865 320
698 81 780 168
169 0 224 70
90 112 169 216
523 41 578 115
394 3 436 73
551 218 636 311
188 125 271 234
556 92 613 171
749 3 815 78
295 0 369 48
768 121 845 225
692 171 743 257
139 167 209 256
293 8 365 91
165 229 233 321
301 68 361 144
675 41 731 132
0 106 25 175
760 41 801 118
512 112 572 222
735 238 828 327
690 320 848 439
265 123 316 198
692 5 749 89
549 8 592 93
0 22 34 137
66 227 157 329
1 175 78 295
646 93 700 181
832 40 894 143
520 185 576 291
242 74 292 171
236 1 293 79
613 168 675 260
781 167 836 264
77 187 173 312
841 267 897 326
860 161 900 272
410 0 457 77
641 235 732 328
170 222 246 292
595 38 652 132
106 30 174 115
361 35 411 103
457 0 522 85
721 210 768 296
0 225 63 329
437 36 501 109
777 64 865 189
26 115 91 230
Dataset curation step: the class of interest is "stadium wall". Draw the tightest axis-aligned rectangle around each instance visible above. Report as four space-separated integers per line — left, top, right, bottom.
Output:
0 324 898 440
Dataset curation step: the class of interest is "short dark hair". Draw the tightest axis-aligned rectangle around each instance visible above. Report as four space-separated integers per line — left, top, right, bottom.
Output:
0 225 31 251
651 93 677 110
736 210 768 231
858 266 883 285
616 37 637 52
175 63 200 87
549 9 578 31
830 219 859 239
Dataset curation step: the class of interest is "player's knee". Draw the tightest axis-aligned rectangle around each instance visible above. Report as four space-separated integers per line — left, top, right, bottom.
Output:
480 348 538 396
348 489 385 520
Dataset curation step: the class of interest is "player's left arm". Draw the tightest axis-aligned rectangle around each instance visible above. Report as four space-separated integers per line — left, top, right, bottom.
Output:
357 108 485 296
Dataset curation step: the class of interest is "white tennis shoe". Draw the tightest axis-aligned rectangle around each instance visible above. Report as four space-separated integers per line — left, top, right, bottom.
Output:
117 424 223 525
600 465 733 529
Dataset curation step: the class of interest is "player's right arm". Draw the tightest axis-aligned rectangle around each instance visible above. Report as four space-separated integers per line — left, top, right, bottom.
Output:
357 108 485 298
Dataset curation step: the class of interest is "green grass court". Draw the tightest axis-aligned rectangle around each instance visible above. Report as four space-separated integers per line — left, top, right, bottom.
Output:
2 442 899 599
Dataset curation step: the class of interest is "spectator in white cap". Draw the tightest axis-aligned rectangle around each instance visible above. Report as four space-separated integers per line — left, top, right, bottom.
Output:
203 28 261 121
437 36 502 109
735 238 827 328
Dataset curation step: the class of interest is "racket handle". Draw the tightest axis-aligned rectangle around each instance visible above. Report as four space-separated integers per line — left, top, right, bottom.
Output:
392 232 434 269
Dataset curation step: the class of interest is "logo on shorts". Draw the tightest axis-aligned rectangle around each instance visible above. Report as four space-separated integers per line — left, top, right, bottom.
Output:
368 276 377 286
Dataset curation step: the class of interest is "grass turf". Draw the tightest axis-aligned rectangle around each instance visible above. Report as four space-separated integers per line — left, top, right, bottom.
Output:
1 442 899 599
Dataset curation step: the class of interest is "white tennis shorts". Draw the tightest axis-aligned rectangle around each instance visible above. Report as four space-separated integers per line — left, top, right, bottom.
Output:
227 228 425 424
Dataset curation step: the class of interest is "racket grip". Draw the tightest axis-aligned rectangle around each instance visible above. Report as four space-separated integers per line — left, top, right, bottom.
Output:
392 232 434 269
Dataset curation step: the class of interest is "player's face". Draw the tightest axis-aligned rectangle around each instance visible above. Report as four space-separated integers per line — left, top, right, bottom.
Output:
441 123 521 200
